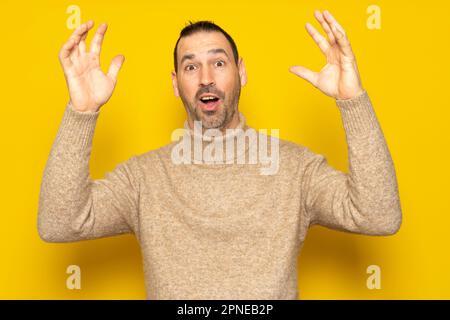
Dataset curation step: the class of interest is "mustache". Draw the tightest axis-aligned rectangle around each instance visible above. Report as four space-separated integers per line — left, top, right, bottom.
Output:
196 86 224 100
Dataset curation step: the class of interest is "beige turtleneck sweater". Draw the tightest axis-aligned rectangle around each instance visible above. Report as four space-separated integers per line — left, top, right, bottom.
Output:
37 90 402 299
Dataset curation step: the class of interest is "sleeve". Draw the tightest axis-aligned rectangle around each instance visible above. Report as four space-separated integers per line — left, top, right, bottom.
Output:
37 102 140 242
301 90 402 236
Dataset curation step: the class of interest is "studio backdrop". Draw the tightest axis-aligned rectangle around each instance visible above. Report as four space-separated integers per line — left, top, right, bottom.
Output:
0 0 448 299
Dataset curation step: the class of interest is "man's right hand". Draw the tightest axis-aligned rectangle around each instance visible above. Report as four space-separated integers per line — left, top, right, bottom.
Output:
59 20 125 112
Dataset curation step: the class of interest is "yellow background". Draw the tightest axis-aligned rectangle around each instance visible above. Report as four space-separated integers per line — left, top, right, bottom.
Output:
0 0 448 299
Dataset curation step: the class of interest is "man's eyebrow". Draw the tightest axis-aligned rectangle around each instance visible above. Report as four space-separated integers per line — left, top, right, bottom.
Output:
180 48 230 66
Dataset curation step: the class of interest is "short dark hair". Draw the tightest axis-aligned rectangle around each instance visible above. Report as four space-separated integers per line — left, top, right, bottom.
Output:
173 20 239 73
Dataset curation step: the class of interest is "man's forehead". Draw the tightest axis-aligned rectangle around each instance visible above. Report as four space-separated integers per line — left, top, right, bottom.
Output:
177 31 232 58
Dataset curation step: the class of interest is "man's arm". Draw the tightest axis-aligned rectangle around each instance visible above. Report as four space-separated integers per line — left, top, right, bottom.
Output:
301 90 402 235
290 10 402 235
37 102 140 242
38 20 131 242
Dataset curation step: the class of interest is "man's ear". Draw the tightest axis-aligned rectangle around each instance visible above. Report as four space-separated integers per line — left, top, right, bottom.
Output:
171 70 180 97
238 57 247 87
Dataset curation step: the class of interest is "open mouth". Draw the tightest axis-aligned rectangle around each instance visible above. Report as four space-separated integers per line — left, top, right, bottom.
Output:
199 96 220 104
199 95 221 111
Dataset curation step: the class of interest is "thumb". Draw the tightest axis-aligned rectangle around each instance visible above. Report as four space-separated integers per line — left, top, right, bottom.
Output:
107 54 125 82
289 66 318 87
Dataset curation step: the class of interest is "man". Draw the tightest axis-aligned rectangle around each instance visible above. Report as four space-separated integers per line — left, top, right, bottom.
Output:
38 10 402 299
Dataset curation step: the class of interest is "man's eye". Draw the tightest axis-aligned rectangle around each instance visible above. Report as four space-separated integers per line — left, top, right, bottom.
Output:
215 60 225 67
185 64 196 71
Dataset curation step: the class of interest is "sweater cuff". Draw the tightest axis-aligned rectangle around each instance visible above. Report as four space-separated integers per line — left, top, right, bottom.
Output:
54 101 101 150
335 90 380 136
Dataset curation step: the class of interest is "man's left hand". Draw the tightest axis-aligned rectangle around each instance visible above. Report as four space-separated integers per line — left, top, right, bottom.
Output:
289 10 364 100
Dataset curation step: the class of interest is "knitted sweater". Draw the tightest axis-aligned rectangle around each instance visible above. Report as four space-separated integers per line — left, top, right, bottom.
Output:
37 90 402 299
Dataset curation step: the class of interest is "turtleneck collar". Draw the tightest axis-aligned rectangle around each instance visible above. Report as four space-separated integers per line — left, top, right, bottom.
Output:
175 112 251 165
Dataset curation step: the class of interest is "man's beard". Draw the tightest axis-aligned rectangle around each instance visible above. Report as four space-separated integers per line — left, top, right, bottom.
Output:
180 81 241 130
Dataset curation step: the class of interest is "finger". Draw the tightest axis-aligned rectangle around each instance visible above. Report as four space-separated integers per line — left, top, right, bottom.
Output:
323 10 354 58
79 29 89 53
333 26 354 58
107 54 125 82
305 22 330 55
79 40 86 55
323 10 346 35
314 10 335 45
59 37 77 68
289 66 319 87
69 20 94 46
90 23 108 56
80 28 89 41
67 21 94 61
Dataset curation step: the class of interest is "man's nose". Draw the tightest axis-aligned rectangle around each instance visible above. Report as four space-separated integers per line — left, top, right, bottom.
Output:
199 66 215 87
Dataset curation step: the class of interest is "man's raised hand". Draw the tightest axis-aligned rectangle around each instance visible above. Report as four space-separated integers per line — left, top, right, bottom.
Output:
289 10 364 100
59 20 125 112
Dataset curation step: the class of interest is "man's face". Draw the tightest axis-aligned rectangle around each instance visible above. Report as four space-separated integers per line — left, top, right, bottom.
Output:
172 31 247 130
